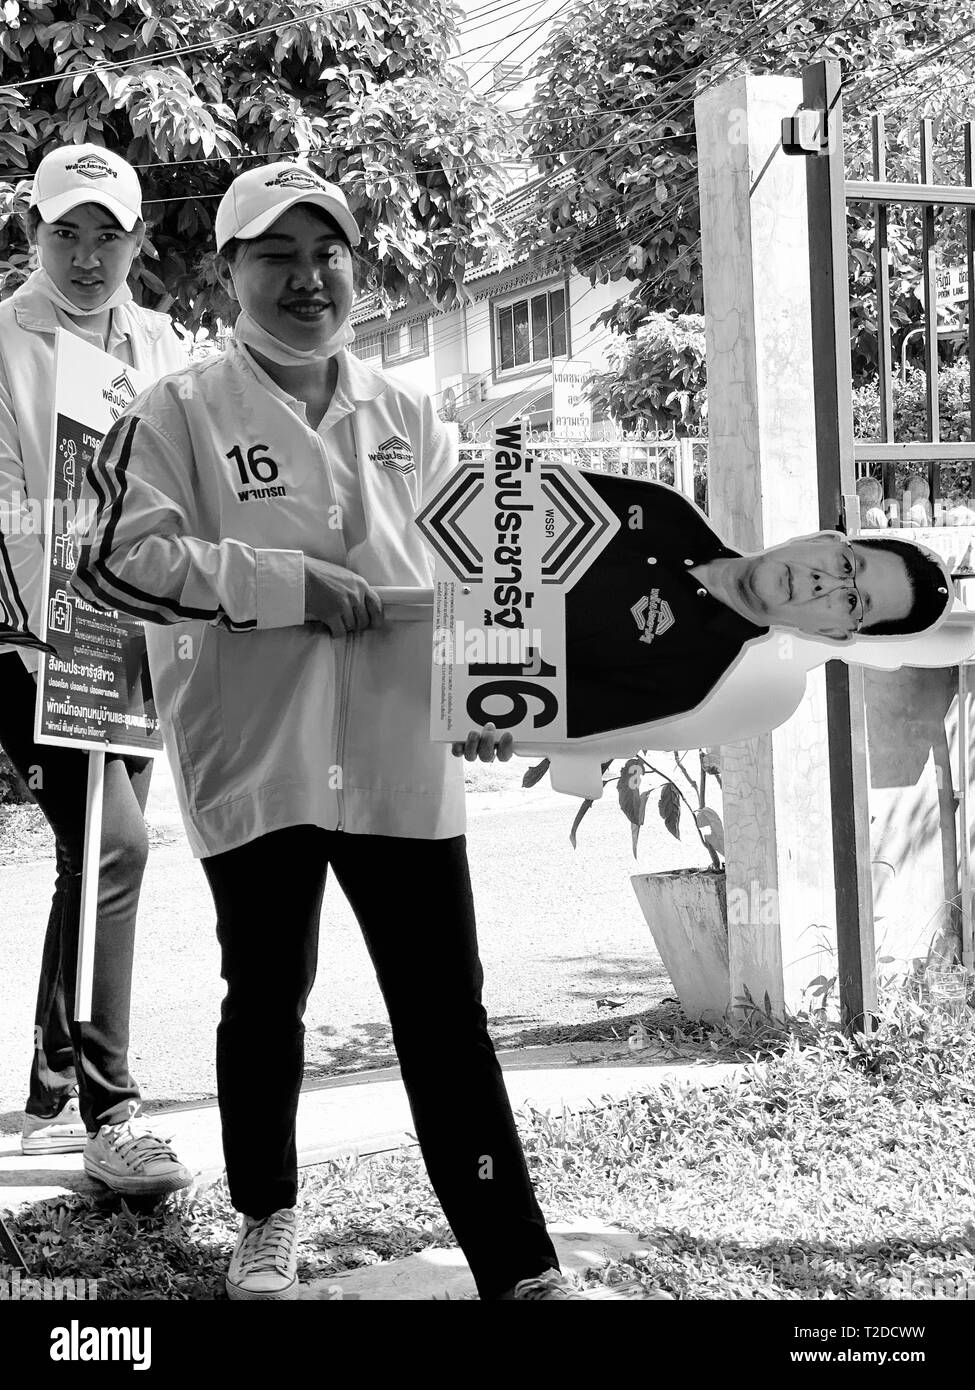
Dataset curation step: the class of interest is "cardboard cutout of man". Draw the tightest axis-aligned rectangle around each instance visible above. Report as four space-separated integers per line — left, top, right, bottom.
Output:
463 470 966 798
561 470 953 739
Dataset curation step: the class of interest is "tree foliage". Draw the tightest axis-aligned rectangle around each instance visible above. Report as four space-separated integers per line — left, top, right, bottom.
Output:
0 0 516 324
592 315 972 459
586 309 707 433
524 0 975 380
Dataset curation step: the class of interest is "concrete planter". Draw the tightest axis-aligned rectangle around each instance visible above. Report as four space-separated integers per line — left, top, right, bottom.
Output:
631 867 730 1023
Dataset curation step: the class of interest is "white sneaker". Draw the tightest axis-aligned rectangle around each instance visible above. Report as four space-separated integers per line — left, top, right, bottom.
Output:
83 1120 192 1196
226 1209 299 1301
22 1096 88 1155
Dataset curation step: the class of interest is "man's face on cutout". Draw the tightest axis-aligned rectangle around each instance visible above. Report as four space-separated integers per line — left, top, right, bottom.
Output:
738 531 914 641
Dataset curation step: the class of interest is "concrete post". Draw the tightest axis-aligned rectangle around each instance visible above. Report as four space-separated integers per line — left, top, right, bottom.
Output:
695 75 837 1014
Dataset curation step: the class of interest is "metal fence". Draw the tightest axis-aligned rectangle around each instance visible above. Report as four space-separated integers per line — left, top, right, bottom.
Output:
459 434 709 504
851 113 975 526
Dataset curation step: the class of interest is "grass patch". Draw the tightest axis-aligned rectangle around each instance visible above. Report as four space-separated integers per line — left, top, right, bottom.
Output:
1 1157 457 1301
4 997 974 1300
0 803 55 865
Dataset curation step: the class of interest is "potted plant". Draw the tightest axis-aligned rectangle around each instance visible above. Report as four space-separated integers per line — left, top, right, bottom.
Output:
523 747 730 1022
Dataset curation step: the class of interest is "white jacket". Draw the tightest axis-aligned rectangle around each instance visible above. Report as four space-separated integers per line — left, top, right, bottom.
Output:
72 342 466 856
0 276 186 670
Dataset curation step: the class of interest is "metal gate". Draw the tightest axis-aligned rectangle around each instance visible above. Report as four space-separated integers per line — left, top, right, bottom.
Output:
793 59 975 1027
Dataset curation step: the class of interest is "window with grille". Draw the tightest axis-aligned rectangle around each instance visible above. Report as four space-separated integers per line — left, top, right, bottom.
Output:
382 320 429 364
353 331 382 362
495 287 567 373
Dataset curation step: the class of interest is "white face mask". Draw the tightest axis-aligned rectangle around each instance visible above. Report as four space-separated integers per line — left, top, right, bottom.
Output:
234 307 355 367
27 266 133 318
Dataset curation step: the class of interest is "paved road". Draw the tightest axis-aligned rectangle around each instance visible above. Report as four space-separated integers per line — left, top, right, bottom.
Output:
0 757 706 1126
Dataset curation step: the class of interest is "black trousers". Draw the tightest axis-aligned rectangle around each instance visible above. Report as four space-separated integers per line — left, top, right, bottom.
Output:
0 652 150 1130
201 825 560 1300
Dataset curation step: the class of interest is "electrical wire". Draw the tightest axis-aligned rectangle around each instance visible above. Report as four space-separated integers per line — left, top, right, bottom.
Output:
0 0 942 286
513 0 916 258
0 0 871 194
520 0 815 224
370 0 889 372
1 49 708 374
424 8 975 400
0 0 863 312
359 205 702 402
0 126 698 185
846 24 975 112
456 0 551 39
469 0 575 91
415 234 702 412
0 0 541 99
302 183 700 388
230 5 975 407
457 7 566 61
510 0 971 231
349 4 975 380
6 0 965 400
0 0 459 98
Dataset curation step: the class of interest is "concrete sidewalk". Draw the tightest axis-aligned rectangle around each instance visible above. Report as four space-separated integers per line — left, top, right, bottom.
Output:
0 1044 746 1213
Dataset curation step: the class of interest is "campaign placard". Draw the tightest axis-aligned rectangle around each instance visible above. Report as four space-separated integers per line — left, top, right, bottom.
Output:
416 420 620 741
34 331 163 756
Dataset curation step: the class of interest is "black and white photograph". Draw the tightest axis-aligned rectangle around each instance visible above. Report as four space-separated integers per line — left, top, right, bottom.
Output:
0 0 973 1369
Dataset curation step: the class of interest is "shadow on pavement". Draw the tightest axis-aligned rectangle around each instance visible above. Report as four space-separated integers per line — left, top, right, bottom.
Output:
0 1164 94 1194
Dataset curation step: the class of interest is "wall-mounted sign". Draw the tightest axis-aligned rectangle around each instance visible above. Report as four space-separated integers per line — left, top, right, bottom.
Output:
551 358 592 438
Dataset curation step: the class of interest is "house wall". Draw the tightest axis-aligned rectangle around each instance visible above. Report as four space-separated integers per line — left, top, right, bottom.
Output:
356 310 439 395
431 304 467 386
567 275 627 371
438 271 625 405
379 352 437 395
354 270 627 411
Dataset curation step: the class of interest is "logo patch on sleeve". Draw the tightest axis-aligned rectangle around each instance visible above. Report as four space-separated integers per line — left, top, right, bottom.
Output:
370 435 415 474
631 590 675 645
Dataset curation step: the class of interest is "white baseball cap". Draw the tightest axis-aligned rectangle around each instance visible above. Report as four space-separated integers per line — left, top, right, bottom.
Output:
215 162 360 252
30 144 143 231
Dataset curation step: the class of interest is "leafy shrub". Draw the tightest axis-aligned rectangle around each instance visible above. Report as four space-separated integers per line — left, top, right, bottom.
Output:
524 748 724 865
586 311 707 435
852 359 972 444
852 359 973 499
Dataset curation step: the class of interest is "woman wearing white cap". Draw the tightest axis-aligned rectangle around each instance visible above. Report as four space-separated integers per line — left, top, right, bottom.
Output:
71 161 631 1300
0 144 191 1195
